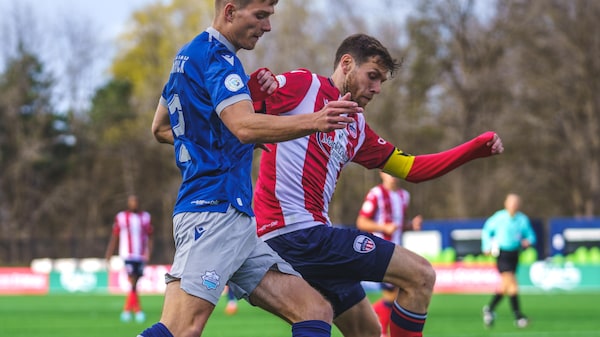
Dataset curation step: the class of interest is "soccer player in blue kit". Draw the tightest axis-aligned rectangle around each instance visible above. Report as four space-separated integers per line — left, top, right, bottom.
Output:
138 1 364 337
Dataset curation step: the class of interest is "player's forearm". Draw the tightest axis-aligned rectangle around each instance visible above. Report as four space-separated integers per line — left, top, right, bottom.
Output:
232 111 318 144
356 216 388 234
405 132 497 183
152 103 174 144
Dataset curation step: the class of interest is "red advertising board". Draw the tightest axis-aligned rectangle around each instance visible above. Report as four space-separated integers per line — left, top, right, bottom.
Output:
433 262 500 293
0 267 48 294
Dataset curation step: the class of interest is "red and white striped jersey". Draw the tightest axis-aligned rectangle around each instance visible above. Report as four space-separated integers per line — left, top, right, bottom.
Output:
358 185 410 245
112 211 153 261
254 69 395 240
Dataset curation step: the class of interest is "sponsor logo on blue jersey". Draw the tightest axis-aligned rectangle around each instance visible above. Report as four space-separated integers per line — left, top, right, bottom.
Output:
353 235 376 253
194 226 206 241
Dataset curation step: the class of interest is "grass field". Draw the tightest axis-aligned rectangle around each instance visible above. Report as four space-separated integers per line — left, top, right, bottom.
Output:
1 292 599 337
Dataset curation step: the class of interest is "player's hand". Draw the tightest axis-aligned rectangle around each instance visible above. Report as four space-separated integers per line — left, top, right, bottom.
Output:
313 93 363 132
383 222 398 236
411 215 423 231
486 132 504 154
249 67 279 101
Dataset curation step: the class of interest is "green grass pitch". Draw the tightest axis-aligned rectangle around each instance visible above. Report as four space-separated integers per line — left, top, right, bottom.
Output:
1 292 599 336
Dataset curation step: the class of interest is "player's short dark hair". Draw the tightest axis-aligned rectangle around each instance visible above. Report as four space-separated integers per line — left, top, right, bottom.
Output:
216 0 278 9
334 34 401 77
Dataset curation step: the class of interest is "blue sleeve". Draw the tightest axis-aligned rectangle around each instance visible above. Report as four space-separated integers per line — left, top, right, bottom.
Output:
203 50 251 115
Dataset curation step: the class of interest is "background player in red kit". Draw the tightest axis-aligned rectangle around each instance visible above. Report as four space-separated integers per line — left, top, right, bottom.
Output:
252 34 504 337
105 194 153 323
357 172 423 337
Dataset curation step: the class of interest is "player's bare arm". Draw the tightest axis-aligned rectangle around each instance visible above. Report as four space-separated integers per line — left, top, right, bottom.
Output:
220 93 362 144
151 103 174 145
382 131 504 183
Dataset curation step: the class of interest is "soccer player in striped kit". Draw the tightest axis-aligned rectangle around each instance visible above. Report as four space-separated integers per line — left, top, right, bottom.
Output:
357 172 423 337
105 194 153 323
252 34 504 337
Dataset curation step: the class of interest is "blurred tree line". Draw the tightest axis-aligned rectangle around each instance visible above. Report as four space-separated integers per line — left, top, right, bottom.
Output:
0 0 598 265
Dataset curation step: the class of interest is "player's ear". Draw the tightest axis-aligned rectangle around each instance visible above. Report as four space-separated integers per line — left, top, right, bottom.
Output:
341 54 354 75
224 3 236 22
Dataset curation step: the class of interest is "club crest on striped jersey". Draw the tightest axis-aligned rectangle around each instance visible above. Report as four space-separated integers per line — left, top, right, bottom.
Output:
353 235 376 253
315 126 357 163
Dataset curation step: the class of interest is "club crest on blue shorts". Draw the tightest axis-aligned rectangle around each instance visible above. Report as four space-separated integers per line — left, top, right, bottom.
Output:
353 235 376 253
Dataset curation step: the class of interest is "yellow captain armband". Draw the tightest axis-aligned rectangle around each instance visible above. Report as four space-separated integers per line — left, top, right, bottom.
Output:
382 148 415 179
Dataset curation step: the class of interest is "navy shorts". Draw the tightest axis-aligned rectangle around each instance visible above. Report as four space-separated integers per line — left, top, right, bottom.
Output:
124 260 145 278
496 250 519 273
266 226 396 317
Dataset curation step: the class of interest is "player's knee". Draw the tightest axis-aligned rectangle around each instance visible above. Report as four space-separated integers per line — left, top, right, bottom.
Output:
413 258 435 294
309 295 334 322
391 254 436 295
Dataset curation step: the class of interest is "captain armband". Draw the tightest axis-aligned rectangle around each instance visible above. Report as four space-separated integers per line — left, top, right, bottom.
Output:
382 148 415 180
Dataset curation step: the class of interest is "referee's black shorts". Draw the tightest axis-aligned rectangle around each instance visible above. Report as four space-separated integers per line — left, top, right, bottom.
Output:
496 250 520 273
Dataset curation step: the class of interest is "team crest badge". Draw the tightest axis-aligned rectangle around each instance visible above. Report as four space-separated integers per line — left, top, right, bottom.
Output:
353 235 376 253
224 74 244 92
202 270 221 290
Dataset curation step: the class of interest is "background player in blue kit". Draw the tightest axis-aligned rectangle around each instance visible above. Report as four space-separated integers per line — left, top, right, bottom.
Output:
138 1 364 337
481 193 536 328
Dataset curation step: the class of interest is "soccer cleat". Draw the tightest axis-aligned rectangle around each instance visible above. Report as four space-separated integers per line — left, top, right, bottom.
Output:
482 306 495 327
515 317 529 328
120 311 132 322
135 311 146 323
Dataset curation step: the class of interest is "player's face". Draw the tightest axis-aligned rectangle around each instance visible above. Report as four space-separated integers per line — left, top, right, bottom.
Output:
344 56 389 108
230 1 275 50
128 196 139 211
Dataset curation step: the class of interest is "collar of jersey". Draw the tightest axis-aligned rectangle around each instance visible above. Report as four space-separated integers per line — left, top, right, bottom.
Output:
206 27 237 54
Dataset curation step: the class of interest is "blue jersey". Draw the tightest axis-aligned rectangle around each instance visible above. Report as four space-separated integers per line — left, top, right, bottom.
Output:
481 209 536 252
161 27 254 217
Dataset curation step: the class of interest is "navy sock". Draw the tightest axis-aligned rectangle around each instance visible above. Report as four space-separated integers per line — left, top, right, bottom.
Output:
137 322 174 337
291 320 331 337
390 302 427 336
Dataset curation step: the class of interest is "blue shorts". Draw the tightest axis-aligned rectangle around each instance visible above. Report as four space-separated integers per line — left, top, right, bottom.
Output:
265 225 395 317
124 260 145 278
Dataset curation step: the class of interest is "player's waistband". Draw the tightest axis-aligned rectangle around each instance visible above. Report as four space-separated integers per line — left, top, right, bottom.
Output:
259 221 328 241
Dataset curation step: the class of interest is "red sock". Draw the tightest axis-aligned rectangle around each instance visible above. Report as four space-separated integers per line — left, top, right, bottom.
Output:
123 292 131 311
389 302 427 337
373 299 392 336
130 291 141 312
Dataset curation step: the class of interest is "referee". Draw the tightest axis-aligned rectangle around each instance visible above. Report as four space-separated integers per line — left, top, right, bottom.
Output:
481 193 536 328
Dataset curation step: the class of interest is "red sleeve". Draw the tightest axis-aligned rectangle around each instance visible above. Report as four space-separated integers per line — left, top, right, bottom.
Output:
406 131 496 183
358 189 379 218
353 121 395 169
112 215 120 236
264 69 313 115
144 212 154 236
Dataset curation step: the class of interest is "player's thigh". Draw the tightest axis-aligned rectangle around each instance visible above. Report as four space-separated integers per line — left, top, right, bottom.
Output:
333 297 380 337
160 281 215 337
383 245 435 290
250 270 333 324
